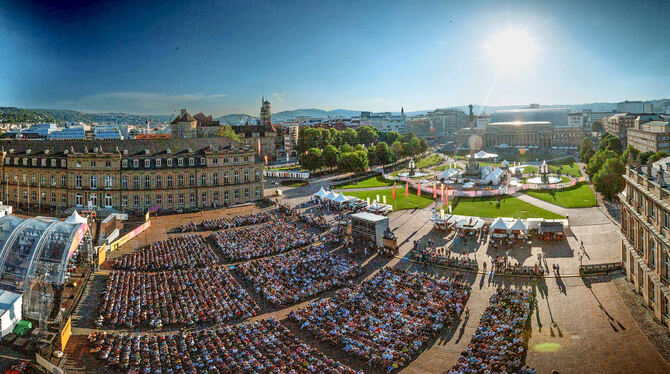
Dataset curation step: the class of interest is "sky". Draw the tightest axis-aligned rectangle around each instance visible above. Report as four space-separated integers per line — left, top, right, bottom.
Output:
1 0 669 116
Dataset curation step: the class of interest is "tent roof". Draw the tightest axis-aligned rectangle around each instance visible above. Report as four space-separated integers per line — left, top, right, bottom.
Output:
463 182 475 188
314 187 328 198
490 217 508 230
65 210 87 224
509 218 527 231
323 190 337 200
332 193 349 203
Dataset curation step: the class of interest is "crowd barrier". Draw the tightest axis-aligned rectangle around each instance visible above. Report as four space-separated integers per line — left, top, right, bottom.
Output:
580 262 623 274
109 220 152 252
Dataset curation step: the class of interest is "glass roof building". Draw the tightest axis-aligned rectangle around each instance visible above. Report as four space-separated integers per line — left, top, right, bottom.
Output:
490 108 571 127
0 215 89 318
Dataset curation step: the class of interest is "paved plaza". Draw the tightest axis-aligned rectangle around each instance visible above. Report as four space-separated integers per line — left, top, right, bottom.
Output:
62 175 670 374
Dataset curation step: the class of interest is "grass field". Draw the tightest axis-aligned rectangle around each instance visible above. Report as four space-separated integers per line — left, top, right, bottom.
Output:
523 166 538 174
340 189 434 211
280 180 309 187
524 182 597 208
548 159 581 177
415 154 444 169
451 196 565 219
336 175 393 189
433 164 462 171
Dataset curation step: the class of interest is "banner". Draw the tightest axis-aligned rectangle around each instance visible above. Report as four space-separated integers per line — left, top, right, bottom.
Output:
60 316 72 351
97 244 107 266
417 181 421 197
405 181 409 197
66 223 88 262
392 182 396 200
264 155 268 165
383 195 386 205
110 220 152 252
376 194 380 203
433 183 436 199
145 210 150 222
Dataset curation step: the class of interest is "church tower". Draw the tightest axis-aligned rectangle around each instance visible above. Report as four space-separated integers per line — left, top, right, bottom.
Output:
260 97 272 128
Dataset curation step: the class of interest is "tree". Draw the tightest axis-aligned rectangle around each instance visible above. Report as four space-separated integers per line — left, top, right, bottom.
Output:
297 127 321 153
318 128 333 148
323 145 339 171
339 144 354 153
648 151 668 163
579 137 594 162
342 128 358 145
621 145 640 165
375 141 391 167
598 133 622 154
367 145 378 165
356 126 379 145
380 131 400 145
409 137 422 156
586 150 618 177
418 138 428 154
391 141 403 158
298 148 324 172
593 158 625 199
639 151 655 165
339 151 368 174
354 144 366 152
217 125 240 142
591 120 603 133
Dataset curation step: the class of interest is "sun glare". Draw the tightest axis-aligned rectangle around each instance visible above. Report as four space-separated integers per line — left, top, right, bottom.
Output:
484 28 537 72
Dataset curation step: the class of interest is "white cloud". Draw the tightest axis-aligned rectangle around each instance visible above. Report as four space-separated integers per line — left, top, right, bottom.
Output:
60 92 230 115
272 92 285 101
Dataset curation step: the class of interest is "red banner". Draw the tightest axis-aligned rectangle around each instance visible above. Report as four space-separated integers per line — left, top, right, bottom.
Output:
392 181 396 200
417 181 421 197
405 181 409 197
433 182 436 199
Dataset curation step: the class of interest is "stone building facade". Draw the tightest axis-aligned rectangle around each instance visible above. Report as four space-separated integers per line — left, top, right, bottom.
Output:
619 163 670 329
0 139 263 215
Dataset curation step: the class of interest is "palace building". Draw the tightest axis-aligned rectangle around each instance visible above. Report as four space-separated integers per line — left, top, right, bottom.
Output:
456 107 586 150
0 138 264 215
619 159 670 328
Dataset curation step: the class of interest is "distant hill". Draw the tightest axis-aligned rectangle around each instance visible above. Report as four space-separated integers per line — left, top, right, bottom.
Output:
216 113 257 125
0 107 57 123
272 108 362 121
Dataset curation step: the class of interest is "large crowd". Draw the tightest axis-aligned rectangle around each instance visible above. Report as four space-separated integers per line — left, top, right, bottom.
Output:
172 211 274 233
214 220 316 262
411 245 478 271
235 247 363 307
289 268 470 372
88 318 360 374
97 266 258 328
448 288 534 374
111 235 219 272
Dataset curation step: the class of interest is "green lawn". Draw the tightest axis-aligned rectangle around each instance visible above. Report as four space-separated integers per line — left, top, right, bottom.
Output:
433 164 462 171
523 166 538 174
415 154 443 169
548 161 581 177
340 189 434 211
524 182 597 208
451 196 565 219
336 175 393 189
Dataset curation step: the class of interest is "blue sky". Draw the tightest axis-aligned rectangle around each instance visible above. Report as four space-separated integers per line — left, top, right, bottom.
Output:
1 0 669 116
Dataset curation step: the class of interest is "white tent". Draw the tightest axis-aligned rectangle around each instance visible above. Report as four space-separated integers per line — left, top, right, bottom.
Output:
332 193 350 204
509 218 528 232
439 168 460 180
65 210 88 225
313 187 328 199
496 144 509 149
490 217 508 231
0 290 21 338
483 168 504 185
462 182 475 188
323 190 338 200
470 150 499 159
500 160 509 168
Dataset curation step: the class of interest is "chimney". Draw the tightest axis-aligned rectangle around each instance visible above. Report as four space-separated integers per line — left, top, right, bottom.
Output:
181 109 187 115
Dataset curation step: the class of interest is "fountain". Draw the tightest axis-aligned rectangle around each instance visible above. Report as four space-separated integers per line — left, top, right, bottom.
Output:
397 158 429 178
526 160 561 184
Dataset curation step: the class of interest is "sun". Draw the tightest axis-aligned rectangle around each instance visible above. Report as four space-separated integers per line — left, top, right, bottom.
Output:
484 28 537 73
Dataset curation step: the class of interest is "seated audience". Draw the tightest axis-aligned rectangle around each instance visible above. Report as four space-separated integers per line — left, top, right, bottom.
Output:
111 235 218 272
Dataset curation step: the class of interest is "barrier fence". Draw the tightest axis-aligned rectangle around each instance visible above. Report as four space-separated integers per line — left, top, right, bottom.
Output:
580 262 623 274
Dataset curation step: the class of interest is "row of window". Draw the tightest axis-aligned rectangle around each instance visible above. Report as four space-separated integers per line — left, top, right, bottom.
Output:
3 155 253 169
4 170 261 189
4 187 262 208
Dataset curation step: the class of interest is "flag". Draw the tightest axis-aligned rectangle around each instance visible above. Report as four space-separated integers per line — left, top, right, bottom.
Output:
433 182 437 199
392 182 396 200
367 197 371 206
417 181 421 197
376 194 380 203
257 138 261 155
441 184 445 203
383 195 387 204
405 181 409 197
264 155 268 165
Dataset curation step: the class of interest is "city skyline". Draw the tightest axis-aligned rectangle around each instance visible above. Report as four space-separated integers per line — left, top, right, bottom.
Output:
2 0 670 116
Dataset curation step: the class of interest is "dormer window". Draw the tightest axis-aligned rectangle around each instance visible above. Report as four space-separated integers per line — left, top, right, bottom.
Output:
41 159 46 167
178 158 184 166
200 157 206 165
167 158 173 167
31 158 37 166
156 159 162 167
188 158 194 166
122 159 128 168
144 159 150 168
133 159 139 168
75 161 81 168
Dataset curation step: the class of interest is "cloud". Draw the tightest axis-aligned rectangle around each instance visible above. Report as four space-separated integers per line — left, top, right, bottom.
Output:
272 92 285 101
60 92 230 114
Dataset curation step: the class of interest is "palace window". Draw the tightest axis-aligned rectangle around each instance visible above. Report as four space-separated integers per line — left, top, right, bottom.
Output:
223 172 229 184
122 159 128 168
213 191 219 202
144 159 150 168
50 192 56 203
156 194 162 205
90 175 98 189
189 174 195 187
156 159 162 167
75 175 82 188
189 192 195 204
134 195 140 206
155 174 162 188
213 173 218 185
133 159 139 168
189 158 194 166
133 176 140 189
105 194 113 208
234 189 240 200
244 170 250 182
75 193 83 206
201 192 207 203
51 175 56 186
167 175 173 187
178 174 185 187
234 171 239 184
178 193 184 205
201 174 207 186
167 158 173 167
144 175 151 188
178 158 184 166
167 194 173 205
105 175 112 188
145 194 151 206
122 176 128 189
122 195 128 206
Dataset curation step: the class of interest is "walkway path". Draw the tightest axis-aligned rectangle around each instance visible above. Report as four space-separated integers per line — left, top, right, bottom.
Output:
514 192 612 227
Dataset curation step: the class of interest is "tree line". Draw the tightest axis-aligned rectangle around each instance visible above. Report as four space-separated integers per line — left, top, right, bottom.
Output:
297 126 428 174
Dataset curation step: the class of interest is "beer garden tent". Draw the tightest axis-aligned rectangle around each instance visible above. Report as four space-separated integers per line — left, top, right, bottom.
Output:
65 210 88 225
323 190 338 200
439 168 461 180
462 182 475 189
508 218 528 239
490 217 508 238
313 187 328 200
455 217 484 232
467 150 499 160
332 193 351 205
